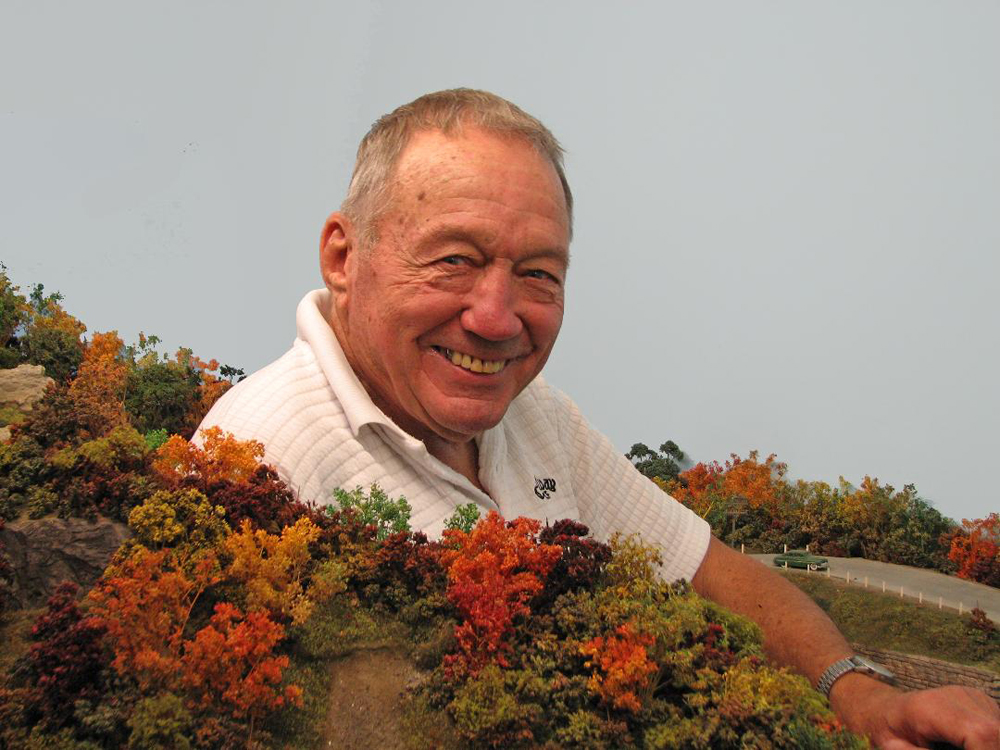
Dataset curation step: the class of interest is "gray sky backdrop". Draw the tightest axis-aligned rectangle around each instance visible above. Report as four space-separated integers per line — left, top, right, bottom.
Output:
2 1 997 523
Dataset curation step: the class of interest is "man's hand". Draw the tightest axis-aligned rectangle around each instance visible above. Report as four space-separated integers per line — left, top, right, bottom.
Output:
830 675 1000 749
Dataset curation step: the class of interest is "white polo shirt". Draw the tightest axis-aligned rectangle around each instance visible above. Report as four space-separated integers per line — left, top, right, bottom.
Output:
198 290 710 582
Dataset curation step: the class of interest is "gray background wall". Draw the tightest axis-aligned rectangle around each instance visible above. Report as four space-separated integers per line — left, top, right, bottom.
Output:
2 1 997 522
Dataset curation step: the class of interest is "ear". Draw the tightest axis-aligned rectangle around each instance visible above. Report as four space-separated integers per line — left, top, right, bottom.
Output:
319 212 357 296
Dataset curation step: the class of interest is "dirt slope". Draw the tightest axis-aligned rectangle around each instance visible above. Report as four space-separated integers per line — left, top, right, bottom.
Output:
323 649 423 749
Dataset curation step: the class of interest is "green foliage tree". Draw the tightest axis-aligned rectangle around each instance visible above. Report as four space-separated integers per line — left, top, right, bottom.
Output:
444 503 481 533
20 284 87 382
625 440 685 484
125 359 201 436
0 262 28 367
126 693 194 750
332 484 412 541
220 364 246 383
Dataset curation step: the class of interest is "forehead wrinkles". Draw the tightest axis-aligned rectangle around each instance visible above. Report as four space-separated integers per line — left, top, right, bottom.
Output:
374 129 569 248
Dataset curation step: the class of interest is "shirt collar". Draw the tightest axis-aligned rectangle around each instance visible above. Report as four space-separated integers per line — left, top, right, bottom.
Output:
295 289 417 443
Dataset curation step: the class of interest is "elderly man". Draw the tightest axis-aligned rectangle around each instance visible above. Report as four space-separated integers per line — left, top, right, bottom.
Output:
200 89 1000 747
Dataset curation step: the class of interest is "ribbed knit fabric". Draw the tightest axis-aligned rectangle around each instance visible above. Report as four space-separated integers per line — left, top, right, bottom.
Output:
198 290 710 582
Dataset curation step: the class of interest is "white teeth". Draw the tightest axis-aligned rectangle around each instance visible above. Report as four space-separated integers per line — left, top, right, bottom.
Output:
438 347 507 374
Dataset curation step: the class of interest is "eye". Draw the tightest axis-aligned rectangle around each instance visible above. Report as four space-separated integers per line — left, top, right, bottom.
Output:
439 255 469 266
525 269 560 283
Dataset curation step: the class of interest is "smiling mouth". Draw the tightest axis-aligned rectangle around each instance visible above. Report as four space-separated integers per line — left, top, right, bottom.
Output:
432 346 508 374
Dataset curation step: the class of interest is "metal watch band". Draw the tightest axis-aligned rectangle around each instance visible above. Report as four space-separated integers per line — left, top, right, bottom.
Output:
816 655 896 698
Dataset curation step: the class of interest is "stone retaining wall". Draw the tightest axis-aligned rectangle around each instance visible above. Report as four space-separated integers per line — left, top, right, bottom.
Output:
853 643 1000 702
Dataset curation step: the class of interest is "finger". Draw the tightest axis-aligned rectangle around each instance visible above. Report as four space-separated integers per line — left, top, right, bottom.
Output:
959 718 1000 750
918 699 1000 750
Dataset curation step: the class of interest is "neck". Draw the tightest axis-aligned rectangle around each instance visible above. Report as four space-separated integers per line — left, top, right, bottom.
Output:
426 436 484 492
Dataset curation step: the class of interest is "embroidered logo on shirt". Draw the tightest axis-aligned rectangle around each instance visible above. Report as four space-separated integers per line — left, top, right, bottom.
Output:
534 476 557 500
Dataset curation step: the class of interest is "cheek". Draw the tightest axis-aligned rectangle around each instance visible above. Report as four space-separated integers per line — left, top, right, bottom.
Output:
528 303 564 346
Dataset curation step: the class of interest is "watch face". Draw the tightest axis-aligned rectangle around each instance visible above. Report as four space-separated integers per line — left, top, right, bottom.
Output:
853 656 895 681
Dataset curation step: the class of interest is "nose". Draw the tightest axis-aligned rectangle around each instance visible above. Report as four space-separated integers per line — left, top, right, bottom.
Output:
460 266 523 342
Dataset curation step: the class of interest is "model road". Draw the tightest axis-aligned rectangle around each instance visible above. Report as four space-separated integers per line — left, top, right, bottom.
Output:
750 553 1000 622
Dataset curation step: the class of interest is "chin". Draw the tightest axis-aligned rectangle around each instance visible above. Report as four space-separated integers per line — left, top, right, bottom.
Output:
433 405 509 439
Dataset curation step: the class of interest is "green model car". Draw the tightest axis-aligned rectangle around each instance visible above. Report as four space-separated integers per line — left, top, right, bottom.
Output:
773 550 829 571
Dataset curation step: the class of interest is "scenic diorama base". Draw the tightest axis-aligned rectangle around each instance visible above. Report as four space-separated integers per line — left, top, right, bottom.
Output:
2 266 998 746
779 572 1000 687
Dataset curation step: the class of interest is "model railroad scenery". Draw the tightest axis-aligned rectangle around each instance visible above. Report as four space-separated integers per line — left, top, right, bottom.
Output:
1 263 998 748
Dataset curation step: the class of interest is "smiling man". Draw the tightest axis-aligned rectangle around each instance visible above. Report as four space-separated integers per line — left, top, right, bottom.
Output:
200 89 1000 747
322 126 569 490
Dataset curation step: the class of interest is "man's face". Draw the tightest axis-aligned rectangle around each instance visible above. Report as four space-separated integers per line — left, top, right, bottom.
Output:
334 127 570 445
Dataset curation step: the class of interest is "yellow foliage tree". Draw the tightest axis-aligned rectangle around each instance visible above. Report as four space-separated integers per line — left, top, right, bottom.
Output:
224 518 345 626
128 488 230 552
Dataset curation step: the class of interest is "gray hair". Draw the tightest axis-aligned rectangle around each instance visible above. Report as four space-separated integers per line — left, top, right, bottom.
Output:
341 88 573 249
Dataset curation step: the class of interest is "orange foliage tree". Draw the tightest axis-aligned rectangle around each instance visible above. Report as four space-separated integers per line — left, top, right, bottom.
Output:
21 303 87 382
88 547 222 691
580 623 658 713
67 331 129 435
181 602 302 720
667 451 786 520
88 544 301 724
153 426 264 488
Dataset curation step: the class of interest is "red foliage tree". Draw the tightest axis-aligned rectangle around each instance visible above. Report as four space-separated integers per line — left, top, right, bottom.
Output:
206 464 303 534
25 583 110 726
439 512 562 675
535 519 612 610
949 514 1000 586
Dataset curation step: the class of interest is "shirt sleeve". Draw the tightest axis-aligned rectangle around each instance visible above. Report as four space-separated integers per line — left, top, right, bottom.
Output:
550 387 711 583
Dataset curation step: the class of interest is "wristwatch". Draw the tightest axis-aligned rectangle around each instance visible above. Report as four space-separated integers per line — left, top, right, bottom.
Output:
816 655 896 698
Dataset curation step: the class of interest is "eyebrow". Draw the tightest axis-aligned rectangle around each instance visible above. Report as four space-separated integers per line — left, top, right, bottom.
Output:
523 247 571 271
